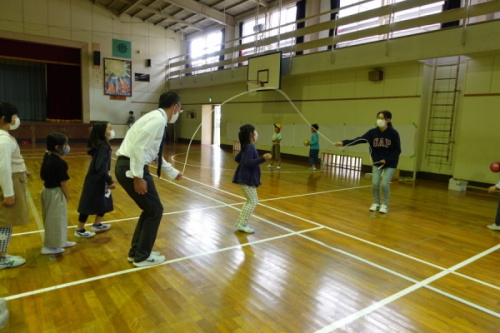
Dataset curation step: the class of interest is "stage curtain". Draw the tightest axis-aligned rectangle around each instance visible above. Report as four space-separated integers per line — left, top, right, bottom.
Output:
46 63 82 121
0 58 46 121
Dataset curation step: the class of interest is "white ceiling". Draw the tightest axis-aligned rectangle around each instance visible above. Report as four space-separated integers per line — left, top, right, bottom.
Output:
89 0 291 36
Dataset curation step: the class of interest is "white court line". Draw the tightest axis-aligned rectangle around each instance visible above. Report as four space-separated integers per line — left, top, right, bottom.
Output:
15 158 499 322
163 176 500 317
21 163 500 291
169 175 500 316
180 174 370 203
181 176 449 269
5 227 323 301
315 244 500 333
20 173 500 298
13 201 245 237
171 152 333 174
180 175 500 291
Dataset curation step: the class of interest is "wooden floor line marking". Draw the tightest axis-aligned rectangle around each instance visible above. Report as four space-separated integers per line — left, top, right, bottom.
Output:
4 227 323 301
315 244 500 332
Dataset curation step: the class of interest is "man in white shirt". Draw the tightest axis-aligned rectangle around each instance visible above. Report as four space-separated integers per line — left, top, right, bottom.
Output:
115 91 183 267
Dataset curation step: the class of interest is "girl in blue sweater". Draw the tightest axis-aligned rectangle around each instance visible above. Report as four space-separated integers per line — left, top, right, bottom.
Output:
233 124 272 233
335 111 401 213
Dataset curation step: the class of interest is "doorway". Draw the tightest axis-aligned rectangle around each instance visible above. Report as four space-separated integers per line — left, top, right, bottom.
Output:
201 104 221 146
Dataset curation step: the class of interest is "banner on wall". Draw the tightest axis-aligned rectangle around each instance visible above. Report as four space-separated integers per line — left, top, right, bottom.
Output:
112 39 131 59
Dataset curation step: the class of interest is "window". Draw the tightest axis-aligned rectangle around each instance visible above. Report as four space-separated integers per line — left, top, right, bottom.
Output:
240 5 297 60
188 30 223 75
391 0 444 38
336 0 445 47
337 0 383 47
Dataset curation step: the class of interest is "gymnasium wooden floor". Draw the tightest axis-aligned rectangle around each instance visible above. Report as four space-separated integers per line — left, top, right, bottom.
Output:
1 143 499 333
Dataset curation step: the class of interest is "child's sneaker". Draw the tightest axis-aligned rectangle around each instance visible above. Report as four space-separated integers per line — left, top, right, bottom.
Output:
0 256 26 269
236 224 255 234
91 224 111 232
487 224 500 231
41 247 65 255
1 254 22 260
308 166 317 171
63 241 77 248
276 165 281 170
369 203 380 212
74 229 96 238
267 164 273 169
379 204 388 214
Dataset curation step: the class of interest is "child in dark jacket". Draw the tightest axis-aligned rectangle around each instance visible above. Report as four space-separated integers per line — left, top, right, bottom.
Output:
76 121 116 237
335 110 401 214
232 124 272 233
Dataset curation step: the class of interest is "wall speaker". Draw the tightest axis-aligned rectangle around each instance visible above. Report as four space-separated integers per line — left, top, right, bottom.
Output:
368 70 383 81
93 51 101 66
146 59 151 67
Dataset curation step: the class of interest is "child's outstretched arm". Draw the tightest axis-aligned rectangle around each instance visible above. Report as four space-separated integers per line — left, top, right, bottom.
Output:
488 182 500 193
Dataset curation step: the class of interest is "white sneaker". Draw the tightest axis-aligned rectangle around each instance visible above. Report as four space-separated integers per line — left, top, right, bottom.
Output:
379 204 388 214
369 203 380 212
41 247 65 255
91 224 111 232
63 241 77 248
0 256 26 269
276 165 281 170
133 253 166 267
236 224 255 233
267 164 273 168
309 166 317 171
1 254 22 260
487 224 500 231
128 251 161 262
74 229 96 238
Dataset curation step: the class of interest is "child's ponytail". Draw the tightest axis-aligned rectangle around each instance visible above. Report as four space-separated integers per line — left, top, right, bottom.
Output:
238 124 255 152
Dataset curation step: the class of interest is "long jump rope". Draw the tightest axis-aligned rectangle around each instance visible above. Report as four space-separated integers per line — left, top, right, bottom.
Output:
176 88 379 176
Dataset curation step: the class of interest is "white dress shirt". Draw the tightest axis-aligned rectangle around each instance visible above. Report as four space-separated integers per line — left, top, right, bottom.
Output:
0 129 27 197
116 108 179 180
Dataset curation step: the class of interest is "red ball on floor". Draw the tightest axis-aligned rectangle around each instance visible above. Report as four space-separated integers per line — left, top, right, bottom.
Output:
490 161 500 173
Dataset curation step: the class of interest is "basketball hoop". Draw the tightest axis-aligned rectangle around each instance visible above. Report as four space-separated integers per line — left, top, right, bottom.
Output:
247 80 265 87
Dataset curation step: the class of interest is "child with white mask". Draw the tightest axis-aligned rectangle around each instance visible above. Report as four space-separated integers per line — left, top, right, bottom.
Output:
76 121 116 237
335 111 401 214
0 101 29 269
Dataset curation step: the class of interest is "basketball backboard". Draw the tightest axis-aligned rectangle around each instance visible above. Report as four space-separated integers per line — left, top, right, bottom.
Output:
247 52 282 92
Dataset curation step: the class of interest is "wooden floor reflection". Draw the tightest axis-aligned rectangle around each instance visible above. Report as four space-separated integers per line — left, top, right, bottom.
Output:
1 143 499 332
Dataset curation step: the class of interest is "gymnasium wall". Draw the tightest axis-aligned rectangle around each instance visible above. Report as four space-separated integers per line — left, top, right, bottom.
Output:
1 0 499 184
177 62 423 173
176 49 500 185
453 54 500 185
0 0 180 125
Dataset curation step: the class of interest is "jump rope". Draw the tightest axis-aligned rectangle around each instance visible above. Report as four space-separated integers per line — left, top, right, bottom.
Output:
176 88 379 175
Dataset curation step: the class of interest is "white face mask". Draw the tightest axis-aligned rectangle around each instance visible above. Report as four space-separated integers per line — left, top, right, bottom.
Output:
168 111 180 124
9 117 20 130
376 119 386 128
107 129 115 140
253 130 259 142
